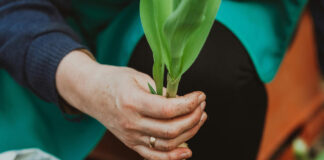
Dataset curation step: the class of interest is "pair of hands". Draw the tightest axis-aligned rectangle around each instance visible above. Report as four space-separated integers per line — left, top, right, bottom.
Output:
56 51 207 160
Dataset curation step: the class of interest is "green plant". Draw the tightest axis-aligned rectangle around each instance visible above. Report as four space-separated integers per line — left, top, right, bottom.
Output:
315 151 324 160
140 0 221 97
293 138 310 160
293 138 324 160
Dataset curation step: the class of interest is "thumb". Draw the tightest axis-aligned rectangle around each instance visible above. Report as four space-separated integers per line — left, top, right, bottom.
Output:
133 71 157 93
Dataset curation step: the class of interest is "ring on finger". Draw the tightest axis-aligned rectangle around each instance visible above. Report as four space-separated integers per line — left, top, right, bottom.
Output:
149 136 157 148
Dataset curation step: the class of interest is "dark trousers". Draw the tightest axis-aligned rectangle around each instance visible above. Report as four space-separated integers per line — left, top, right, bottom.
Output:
129 21 268 160
310 0 324 74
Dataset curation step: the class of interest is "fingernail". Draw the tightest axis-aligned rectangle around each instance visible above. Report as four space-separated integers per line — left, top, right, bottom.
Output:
200 113 207 122
200 101 206 111
198 93 206 102
180 152 191 159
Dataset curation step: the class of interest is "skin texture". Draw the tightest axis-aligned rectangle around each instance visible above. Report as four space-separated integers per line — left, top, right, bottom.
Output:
55 50 207 160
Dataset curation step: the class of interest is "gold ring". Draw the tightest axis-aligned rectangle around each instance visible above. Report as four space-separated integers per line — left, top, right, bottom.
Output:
149 136 156 148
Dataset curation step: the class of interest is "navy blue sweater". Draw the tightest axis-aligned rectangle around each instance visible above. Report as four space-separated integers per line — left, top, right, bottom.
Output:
0 0 85 104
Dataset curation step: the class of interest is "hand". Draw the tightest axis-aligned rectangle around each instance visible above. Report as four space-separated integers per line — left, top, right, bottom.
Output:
56 51 207 160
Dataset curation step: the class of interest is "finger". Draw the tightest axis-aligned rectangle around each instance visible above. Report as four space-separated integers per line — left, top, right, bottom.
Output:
134 72 157 92
136 90 206 119
133 145 192 160
133 72 168 97
136 74 168 97
153 112 207 151
138 112 207 151
138 102 206 139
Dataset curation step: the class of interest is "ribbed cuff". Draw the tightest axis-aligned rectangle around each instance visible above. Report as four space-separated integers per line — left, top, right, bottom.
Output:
26 32 86 104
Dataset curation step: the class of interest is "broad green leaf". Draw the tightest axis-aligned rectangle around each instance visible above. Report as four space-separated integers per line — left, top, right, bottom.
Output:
140 0 172 61
163 0 221 79
140 0 221 95
179 0 221 78
315 150 324 160
140 0 172 94
173 0 182 10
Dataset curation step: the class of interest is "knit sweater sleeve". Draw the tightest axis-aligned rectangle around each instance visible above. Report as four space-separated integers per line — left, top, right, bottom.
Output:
0 0 86 104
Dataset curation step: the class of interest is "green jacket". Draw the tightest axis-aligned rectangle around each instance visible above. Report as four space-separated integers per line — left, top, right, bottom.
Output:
0 0 307 159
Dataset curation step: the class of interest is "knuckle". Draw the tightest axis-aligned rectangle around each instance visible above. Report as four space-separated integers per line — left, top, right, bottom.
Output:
123 138 134 148
122 98 137 110
120 120 135 130
187 125 199 138
164 142 176 151
185 102 194 114
142 73 153 81
131 145 141 153
180 97 197 114
163 127 179 139
171 128 181 138
167 152 174 160
191 125 200 135
191 94 200 108
192 109 203 123
121 133 136 148
161 105 174 118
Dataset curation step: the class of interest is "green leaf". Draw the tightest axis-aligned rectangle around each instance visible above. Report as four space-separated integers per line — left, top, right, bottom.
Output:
140 0 172 61
293 138 310 160
140 0 173 95
163 0 221 79
179 0 221 77
173 0 182 10
315 150 324 160
148 83 157 95
140 0 221 150
140 0 221 95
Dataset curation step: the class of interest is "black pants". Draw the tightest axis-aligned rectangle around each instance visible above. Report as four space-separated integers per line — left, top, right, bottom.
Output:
128 21 268 160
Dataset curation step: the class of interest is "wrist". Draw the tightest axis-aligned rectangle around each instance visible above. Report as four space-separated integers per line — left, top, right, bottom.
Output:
56 49 99 114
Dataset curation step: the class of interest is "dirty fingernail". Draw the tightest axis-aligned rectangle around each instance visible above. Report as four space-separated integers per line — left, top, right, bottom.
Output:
180 152 191 159
200 112 207 122
200 101 206 111
198 93 206 102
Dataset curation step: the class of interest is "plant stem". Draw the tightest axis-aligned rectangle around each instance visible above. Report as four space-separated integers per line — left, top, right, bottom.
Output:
166 74 180 98
153 61 164 96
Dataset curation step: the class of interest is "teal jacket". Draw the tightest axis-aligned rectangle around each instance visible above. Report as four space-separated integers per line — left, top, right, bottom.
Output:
0 0 307 159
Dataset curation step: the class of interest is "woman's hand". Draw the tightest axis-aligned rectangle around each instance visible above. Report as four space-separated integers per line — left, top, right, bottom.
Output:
56 51 207 160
